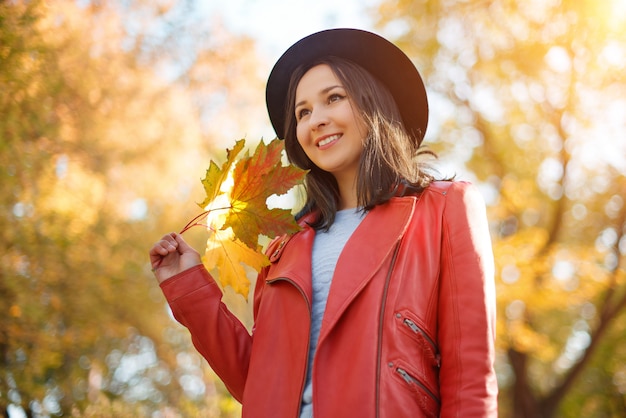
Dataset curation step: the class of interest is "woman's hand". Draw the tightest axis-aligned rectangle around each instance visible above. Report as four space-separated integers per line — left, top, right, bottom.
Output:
149 232 202 284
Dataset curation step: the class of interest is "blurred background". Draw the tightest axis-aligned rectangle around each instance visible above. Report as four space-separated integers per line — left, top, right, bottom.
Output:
1 0 625 417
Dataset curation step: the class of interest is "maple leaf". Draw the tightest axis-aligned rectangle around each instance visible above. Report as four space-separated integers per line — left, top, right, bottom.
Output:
180 137 307 298
224 138 305 249
198 139 245 209
203 227 269 297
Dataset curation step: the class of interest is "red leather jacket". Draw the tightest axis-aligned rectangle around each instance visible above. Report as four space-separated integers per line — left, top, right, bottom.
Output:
161 181 498 417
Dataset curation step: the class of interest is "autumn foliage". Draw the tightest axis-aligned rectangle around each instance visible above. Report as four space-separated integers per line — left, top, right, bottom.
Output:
181 138 306 297
2 0 625 417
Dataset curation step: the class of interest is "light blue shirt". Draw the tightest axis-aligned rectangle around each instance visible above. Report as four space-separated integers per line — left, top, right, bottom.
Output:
300 209 365 418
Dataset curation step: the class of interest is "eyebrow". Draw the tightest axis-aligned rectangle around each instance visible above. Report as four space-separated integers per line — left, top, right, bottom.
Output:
295 85 344 109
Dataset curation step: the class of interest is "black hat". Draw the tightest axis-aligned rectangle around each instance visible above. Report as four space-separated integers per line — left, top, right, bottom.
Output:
266 28 428 145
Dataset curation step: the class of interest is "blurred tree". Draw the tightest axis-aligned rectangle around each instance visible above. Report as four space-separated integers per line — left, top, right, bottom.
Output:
1 0 263 416
374 0 626 417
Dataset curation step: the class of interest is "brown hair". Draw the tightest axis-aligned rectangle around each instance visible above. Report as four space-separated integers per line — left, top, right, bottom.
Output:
284 56 440 230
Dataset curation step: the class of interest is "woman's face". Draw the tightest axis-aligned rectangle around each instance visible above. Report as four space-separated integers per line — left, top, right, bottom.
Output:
294 64 367 183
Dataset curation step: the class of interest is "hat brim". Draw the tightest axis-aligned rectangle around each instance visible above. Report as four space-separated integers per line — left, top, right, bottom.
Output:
266 28 428 145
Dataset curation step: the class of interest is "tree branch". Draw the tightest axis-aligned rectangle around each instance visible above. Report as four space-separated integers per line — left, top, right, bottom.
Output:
541 184 626 415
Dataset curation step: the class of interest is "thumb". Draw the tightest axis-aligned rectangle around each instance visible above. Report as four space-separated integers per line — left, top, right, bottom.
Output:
173 232 196 254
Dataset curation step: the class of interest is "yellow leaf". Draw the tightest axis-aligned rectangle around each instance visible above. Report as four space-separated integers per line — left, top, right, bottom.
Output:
203 227 270 297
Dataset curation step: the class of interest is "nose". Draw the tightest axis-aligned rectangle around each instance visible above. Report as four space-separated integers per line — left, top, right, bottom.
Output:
308 105 329 131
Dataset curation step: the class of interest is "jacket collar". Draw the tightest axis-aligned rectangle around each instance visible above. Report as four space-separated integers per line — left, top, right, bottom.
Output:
265 196 418 318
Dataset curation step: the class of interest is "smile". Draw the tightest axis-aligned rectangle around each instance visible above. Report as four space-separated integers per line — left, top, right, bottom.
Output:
317 134 341 147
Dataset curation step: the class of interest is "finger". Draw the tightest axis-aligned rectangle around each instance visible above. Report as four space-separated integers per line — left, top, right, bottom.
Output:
149 234 179 260
149 252 162 272
162 233 179 248
173 233 194 253
149 245 170 264
155 236 178 253
151 242 172 256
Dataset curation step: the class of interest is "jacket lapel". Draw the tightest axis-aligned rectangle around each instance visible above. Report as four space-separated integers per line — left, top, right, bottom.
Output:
264 219 316 306
264 197 417 327
320 197 417 335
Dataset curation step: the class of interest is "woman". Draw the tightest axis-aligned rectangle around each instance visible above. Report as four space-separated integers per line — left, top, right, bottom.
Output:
150 29 498 417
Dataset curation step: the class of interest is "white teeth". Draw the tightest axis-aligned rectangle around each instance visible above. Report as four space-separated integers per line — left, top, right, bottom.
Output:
318 135 340 147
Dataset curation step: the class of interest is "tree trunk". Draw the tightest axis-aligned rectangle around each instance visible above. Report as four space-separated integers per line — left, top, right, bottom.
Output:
508 348 540 418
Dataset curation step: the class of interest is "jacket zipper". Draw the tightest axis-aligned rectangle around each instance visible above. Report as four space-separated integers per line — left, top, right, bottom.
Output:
402 318 441 367
266 276 311 417
375 241 402 418
396 367 441 405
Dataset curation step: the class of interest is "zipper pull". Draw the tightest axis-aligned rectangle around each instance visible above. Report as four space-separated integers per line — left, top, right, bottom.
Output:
404 318 420 333
402 317 441 368
397 367 412 383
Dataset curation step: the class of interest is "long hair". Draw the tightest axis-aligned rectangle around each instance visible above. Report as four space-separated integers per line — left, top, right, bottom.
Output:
283 56 440 230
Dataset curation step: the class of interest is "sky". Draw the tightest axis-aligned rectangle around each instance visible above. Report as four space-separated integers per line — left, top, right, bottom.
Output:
198 0 378 60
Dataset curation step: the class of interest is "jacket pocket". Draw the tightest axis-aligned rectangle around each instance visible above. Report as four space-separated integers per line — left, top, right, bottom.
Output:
395 311 441 368
392 360 440 418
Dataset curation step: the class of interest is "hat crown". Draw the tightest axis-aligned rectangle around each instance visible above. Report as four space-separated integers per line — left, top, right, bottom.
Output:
266 28 428 145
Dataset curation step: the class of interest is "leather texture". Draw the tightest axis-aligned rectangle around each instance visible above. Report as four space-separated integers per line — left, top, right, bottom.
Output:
161 181 498 417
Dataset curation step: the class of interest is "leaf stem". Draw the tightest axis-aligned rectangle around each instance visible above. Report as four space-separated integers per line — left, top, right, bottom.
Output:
179 205 233 234
179 211 209 234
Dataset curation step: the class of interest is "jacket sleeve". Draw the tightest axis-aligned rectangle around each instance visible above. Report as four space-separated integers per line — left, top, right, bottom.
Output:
160 264 266 402
438 182 498 417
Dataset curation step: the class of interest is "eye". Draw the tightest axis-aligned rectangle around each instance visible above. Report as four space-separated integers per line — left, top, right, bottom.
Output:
328 93 345 103
296 108 311 121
